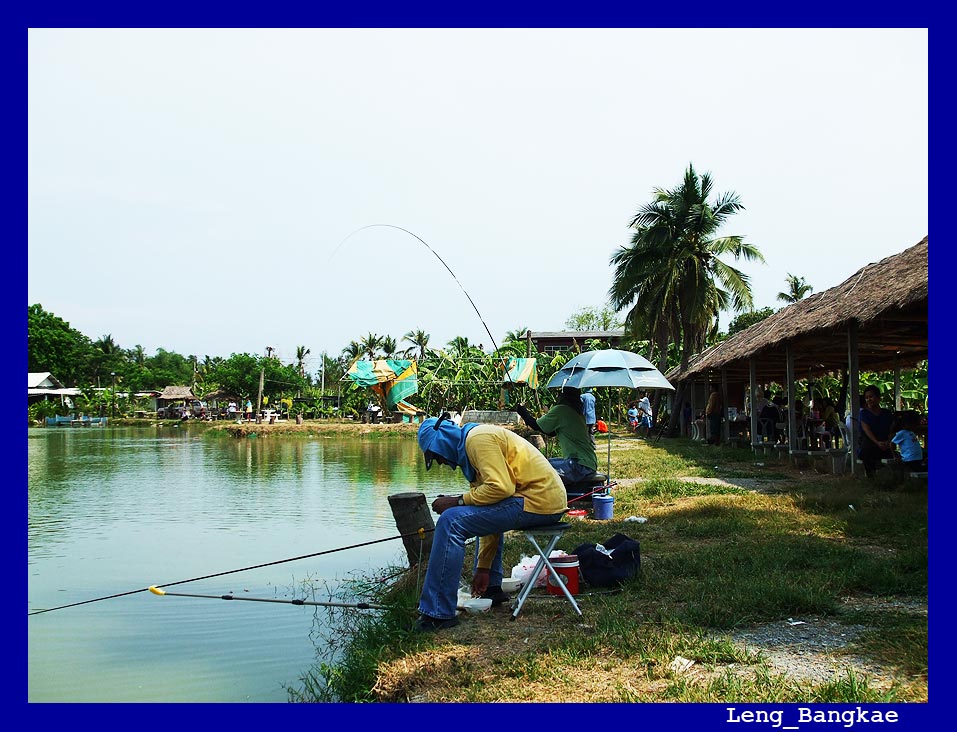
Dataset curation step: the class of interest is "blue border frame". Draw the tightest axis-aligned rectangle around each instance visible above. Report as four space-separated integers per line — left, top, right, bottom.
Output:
12 2 940 727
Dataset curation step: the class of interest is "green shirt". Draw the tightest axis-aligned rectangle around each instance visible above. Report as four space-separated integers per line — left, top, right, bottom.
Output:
535 403 598 472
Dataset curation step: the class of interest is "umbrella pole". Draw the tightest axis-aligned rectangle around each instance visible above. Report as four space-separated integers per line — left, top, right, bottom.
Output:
607 427 612 483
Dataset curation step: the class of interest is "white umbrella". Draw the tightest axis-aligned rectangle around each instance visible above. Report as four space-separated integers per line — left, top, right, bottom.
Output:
546 349 675 391
546 349 675 481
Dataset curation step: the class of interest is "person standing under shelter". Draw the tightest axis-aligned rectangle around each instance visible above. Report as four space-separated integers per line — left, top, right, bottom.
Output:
705 384 722 445
580 388 597 446
414 415 568 631
515 387 599 484
859 385 895 476
753 389 771 419
636 390 653 438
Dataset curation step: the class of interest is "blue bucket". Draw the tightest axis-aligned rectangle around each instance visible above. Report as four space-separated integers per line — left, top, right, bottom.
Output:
593 494 614 520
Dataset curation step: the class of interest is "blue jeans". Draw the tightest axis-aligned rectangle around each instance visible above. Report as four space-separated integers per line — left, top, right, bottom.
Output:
418 497 565 620
548 457 596 484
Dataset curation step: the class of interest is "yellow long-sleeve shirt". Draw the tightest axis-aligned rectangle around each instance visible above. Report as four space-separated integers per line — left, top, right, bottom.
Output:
459 425 567 569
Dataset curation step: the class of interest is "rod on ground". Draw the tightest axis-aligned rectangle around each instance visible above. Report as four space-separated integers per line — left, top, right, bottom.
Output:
148 586 390 610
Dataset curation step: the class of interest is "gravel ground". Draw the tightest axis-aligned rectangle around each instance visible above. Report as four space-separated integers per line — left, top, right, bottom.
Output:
706 597 927 688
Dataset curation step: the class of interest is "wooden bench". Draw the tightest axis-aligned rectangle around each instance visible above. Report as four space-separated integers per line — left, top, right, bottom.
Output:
827 448 849 474
806 449 829 472
790 449 811 468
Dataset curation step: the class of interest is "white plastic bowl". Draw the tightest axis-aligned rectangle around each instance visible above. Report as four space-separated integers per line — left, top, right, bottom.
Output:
501 578 524 594
462 597 493 614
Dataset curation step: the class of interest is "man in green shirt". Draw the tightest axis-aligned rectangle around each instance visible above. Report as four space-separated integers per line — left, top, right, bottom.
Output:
515 387 599 484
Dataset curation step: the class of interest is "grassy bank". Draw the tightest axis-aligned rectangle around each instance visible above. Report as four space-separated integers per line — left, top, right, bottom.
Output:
287 431 928 703
106 416 421 438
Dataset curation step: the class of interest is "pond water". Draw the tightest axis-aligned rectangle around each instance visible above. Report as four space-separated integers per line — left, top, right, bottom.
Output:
27 425 458 702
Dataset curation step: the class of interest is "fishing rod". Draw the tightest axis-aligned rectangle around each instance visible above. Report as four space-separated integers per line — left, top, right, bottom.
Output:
566 481 618 505
28 527 433 616
148 586 391 610
331 223 517 386
149 587 499 615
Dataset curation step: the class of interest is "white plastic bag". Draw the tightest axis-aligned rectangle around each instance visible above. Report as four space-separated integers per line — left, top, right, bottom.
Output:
510 551 569 588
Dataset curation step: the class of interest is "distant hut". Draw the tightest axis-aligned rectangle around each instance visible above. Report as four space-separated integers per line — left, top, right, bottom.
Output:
157 385 197 414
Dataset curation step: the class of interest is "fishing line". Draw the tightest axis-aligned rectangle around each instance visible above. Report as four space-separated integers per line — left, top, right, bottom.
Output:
147 587 392 611
331 223 516 386
28 528 433 616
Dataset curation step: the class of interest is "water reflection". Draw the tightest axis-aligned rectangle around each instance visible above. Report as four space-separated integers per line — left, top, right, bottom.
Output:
27 426 458 702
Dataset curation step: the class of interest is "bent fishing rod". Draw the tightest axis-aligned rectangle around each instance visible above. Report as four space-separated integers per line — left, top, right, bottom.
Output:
28 527 433 616
331 223 519 388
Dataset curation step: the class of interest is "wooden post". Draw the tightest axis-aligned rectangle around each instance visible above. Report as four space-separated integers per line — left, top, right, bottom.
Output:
749 358 759 449
848 321 860 476
528 434 546 451
388 492 435 568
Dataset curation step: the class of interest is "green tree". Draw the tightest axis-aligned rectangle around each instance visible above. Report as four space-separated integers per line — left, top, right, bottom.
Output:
359 332 385 360
204 353 306 405
381 336 398 358
777 273 814 303
402 329 431 360
341 341 362 366
727 306 776 335
503 327 530 344
28 304 94 386
609 164 764 431
564 306 623 331
295 345 311 378
445 336 474 356
144 349 194 389
90 334 126 388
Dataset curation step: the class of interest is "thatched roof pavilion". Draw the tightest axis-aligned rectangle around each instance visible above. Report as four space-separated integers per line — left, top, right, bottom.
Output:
664 236 927 472
666 236 927 385
158 386 197 402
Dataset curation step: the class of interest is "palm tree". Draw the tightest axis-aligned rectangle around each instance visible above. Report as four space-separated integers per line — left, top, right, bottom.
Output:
446 336 472 356
609 164 764 431
403 329 431 360
359 332 384 360
777 274 813 304
92 334 123 387
381 336 398 358
295 345 311 377
341 341 362 370
504 327 530 344
127 344 146 365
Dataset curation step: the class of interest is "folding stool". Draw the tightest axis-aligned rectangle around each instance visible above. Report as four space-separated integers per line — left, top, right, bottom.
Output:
510 521 583 620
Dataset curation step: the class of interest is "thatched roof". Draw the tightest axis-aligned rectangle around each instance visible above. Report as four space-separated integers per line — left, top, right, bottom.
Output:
202 388 239 402
666 236 928 384
158 385 197 401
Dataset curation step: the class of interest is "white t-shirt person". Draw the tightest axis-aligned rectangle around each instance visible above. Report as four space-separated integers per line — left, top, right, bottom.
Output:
637 393 653 428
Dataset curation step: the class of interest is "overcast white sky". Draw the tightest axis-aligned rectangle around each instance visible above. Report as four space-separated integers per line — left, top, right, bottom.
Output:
27 28 927 378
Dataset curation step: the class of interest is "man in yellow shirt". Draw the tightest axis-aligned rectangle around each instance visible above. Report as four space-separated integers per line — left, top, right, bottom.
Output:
415 415 568 631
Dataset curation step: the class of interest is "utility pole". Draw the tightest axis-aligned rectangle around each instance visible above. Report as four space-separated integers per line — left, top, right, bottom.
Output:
256 368 264 424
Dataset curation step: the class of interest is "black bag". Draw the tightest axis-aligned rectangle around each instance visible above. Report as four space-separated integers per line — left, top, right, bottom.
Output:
572 533 641 588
